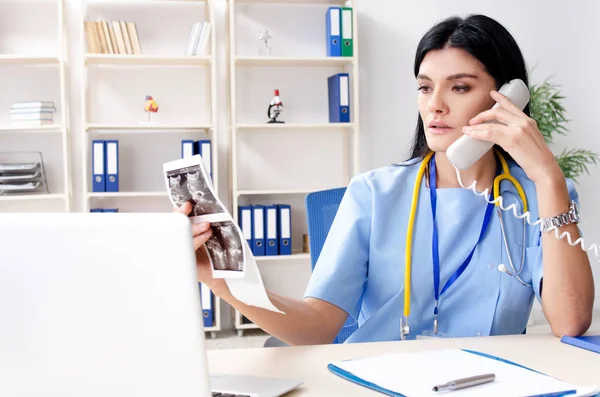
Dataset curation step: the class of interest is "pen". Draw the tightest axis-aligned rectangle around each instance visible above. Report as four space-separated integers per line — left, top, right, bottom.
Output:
432 373 495 392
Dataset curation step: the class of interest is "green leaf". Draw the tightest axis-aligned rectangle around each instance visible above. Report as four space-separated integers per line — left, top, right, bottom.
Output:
555 148 599 182
529 78 570 144
529 76 599 182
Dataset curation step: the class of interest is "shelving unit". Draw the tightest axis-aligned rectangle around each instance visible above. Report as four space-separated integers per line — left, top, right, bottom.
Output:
0 0 72 213
228 0 359 335
79 0 221 338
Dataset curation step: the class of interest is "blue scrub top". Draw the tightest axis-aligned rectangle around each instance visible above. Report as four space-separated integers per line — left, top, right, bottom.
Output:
304 155 579 342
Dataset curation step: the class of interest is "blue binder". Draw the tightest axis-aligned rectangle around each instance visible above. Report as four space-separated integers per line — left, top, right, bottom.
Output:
90 208 104 213
561 335 600 354
252 205 265 256
181 139 195 158
238 205 253 249
91 140 106 192
326 7 342 57
328 73 350 123
199 283 213 328
264 205 278 256
277 204 292 255
104 208 119 213
105 140 119 192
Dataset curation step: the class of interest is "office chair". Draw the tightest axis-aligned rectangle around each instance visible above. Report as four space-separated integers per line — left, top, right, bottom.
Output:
264 187 357 347
305 187 358 344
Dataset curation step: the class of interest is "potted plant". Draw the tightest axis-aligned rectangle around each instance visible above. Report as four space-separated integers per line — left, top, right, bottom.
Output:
529 78 598 182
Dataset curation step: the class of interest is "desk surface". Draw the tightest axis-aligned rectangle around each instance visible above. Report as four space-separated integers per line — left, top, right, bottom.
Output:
206 334 600 396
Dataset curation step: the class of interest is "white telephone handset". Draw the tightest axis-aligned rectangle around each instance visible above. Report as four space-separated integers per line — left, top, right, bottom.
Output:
445 78 600 263
446 78 530 170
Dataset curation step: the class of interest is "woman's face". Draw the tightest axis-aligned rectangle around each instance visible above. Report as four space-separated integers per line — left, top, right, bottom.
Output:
417 47 497 153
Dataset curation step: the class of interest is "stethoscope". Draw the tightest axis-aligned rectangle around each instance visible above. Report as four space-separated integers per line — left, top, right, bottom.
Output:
400 150 530 340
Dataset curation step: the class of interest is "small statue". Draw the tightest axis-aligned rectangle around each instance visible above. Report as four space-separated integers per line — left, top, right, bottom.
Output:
258 30 272 57
267 89 284 124
144 95 159 123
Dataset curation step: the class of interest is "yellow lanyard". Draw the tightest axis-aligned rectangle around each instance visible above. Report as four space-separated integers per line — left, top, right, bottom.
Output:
402 150 527 337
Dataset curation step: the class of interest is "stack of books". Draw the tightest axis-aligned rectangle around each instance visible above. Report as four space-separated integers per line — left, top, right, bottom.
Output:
85 20 142 55
10 101 56 126
185 22 212 56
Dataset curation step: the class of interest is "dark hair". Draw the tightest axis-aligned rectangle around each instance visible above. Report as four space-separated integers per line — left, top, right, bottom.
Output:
408 14 530 160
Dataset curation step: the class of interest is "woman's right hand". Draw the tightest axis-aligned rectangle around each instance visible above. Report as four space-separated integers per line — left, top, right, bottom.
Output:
175 202 227 293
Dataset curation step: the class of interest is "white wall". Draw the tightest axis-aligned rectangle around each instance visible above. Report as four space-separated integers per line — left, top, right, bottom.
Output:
3 0 598 330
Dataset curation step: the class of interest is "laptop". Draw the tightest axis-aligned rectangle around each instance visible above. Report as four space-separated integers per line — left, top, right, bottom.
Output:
0 212 302 397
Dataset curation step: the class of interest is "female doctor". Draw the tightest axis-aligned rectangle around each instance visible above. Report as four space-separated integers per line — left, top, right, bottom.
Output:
181 14 595 344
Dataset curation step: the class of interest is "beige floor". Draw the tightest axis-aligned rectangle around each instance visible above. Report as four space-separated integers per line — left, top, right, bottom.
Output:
205 310 600 351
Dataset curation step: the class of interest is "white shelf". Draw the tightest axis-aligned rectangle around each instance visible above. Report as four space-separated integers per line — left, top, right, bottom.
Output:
236 123 354 130
0 124 63 133
255 253 310 262
85 54 212 66
1 2 71 213
236 322 260 330
235 56 354 67
0 194 66 202
86 123 212 132
236 188 330 196
233 0 348 4
87 192 168 198
0 55 60 65
87 0 207 3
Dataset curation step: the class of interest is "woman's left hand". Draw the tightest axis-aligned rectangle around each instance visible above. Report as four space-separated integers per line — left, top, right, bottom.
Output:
462 90 562 185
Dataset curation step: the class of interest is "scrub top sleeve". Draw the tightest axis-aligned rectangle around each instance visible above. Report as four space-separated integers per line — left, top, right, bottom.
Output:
531 178 580 302
303 174 372 321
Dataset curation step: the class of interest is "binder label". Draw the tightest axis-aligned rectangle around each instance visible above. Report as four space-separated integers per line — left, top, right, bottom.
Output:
340 75 349 106
281 208 291 239
267 208 277 239
254 209 264 239
93 142 104 179
107 142 118 176
330 9 340 36
242 210 252 240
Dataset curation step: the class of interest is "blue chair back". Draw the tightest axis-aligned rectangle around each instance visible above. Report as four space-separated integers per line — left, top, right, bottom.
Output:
305 187 358 344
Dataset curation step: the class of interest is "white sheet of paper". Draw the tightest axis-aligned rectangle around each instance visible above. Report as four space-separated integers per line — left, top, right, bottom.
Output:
330 349 598 397
225 239 284 314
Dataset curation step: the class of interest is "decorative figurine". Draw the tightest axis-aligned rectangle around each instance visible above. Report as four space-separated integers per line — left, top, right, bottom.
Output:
267 89 284 124
258 30 272 57
144 95 159 123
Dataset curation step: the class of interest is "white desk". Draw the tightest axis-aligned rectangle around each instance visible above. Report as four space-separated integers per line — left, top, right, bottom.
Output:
207 334 600 396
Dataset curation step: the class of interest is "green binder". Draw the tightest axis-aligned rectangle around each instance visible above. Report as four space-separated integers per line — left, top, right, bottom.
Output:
341 7 353 57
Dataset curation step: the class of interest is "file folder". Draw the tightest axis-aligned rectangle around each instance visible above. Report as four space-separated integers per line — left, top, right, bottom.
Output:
277 204 292 255
199 283 213 328
561 335 600 354
105 140 119 192
341 7 353 57
181 140 195 158
252 205 265 256
92 140 106 192
265 205 278 256
328 349 598 397
195 140 212 180
238 205 253 249
326 7 342 57
328 73 350 123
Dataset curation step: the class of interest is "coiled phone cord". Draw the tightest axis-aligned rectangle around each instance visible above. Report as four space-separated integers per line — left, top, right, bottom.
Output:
453 164 600 263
